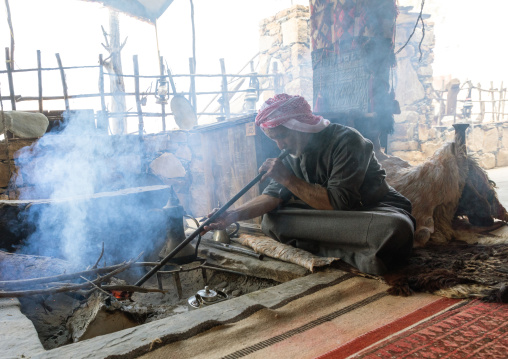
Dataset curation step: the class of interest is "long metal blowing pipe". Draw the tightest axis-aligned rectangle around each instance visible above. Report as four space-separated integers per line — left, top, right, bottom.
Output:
135 149 289 286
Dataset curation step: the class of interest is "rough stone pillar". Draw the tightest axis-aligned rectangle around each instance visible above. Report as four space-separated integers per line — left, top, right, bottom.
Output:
258 5 312 105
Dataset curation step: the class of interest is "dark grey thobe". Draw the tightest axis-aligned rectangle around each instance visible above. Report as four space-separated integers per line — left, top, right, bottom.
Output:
261 124 415 275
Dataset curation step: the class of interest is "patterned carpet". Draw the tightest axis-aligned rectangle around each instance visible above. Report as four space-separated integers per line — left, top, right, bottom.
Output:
338 300 508 359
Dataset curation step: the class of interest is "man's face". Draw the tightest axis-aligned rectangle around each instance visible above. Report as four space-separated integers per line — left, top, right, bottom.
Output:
263 126 308 157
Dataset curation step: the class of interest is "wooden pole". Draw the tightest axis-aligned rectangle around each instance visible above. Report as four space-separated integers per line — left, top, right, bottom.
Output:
189 57 197 114
5 47 16 110
477 83 485 123
55 53 69 111
159 55 166 132
502 87 506 121
99 54 107 113
133 55 143 136
497 81 503 122
490 81 495 122
37 50 43 112
219 58 230 119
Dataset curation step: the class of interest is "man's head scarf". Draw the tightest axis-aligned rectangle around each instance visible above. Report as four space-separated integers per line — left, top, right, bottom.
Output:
255 93 329 133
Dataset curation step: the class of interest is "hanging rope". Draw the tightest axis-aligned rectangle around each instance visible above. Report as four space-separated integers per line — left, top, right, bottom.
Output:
395 0 426 61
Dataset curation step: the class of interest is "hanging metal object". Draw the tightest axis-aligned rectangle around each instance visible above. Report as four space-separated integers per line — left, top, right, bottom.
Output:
155 78 170 104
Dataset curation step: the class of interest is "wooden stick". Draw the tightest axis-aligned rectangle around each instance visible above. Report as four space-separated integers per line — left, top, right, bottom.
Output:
37 50 43 112
0 253 142 298
497 82 503 122
490 81 495 122
219 58 230 119
159 55 166 131
133 55 143 136
5 47 16 110
0 258 157 289
189 57 197 113
55 53 69 111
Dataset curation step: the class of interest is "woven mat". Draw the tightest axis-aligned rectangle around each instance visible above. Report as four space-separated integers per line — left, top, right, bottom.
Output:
139 276 453 359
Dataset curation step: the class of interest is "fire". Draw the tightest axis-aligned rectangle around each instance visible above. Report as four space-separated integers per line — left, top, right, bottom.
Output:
110 290 131 300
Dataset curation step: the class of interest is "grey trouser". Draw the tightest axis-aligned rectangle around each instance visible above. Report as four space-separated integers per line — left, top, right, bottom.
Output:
261 191 415 275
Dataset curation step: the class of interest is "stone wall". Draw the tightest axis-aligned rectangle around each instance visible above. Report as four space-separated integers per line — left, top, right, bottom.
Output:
258 5 313 105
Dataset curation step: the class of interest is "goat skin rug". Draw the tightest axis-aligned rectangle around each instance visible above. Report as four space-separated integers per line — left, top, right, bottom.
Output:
382 237 508 303
319 299 508 359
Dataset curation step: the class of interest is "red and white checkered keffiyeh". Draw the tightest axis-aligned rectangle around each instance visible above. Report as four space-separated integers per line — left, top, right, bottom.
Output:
255 94 329 133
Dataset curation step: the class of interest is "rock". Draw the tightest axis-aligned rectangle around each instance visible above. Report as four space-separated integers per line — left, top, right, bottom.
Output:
389 141 419 151
0 111 49 138
231 290 242 297
281 17 308 47
394 59 426 106
497 149 508 167
479 153 496 169
394 110 419 124
501 125 508 149
150 153 186 179
483 127 499 153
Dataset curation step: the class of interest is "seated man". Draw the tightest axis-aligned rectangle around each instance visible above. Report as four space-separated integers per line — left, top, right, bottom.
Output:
204 93 415 275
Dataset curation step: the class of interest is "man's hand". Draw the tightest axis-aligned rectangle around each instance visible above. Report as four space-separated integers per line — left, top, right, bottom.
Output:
259 158 292 184
201 208 235 234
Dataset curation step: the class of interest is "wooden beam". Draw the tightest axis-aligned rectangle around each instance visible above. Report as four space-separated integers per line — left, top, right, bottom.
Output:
5 47 16 110
55 53 70 111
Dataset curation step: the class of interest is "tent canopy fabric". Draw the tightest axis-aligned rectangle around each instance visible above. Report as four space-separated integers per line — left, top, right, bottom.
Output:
84 0 174 23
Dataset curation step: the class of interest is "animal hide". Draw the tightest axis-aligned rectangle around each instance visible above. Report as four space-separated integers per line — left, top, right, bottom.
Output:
379 143 508 247
384 242 508 303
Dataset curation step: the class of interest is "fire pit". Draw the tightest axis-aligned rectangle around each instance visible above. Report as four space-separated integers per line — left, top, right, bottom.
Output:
16 257 281 350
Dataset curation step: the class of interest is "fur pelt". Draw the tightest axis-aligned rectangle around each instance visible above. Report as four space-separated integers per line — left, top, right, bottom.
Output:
384 242 508 303
379 143 508 247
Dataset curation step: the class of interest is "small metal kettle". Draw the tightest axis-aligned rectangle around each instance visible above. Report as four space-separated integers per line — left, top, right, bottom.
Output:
212 222 240 244
188 286 228 309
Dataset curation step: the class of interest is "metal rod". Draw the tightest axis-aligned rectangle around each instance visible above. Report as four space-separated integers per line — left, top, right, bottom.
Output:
134 149 289 287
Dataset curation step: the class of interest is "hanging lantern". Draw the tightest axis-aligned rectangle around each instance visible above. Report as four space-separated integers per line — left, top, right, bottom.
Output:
155 78 169 104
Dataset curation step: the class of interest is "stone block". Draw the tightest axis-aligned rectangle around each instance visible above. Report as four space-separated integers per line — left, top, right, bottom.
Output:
0 161 11 187
417 66 433 77
150 153 186 179
175 145 192 161
392 122 416 140
389 141 419 151
394 59 425 106
497 149 508 167
259 35 278 53
144 134 169 154
394 110 419 124
281 17 308 47
482 126 499 153
169 130 189 143
467 126 484 153
479 152 496 169
421 141 445 158
418 124 431 142
391 150 425 165
502 126 508 149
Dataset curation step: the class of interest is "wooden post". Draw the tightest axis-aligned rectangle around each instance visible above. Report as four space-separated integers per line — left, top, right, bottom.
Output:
159 55 166 132
501 89 506 121
477 83 485 123
98 54 108 133
189 57 197 114
219 58 230 119
497 81 503 122
55 53 70 111
5 47 16 110
99 55 107 113
37 50 43 112
490 81 495 122
133 55 143 136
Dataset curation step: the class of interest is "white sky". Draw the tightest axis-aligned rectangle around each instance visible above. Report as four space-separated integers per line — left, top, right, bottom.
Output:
1 0 508 131
0 0 307 131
